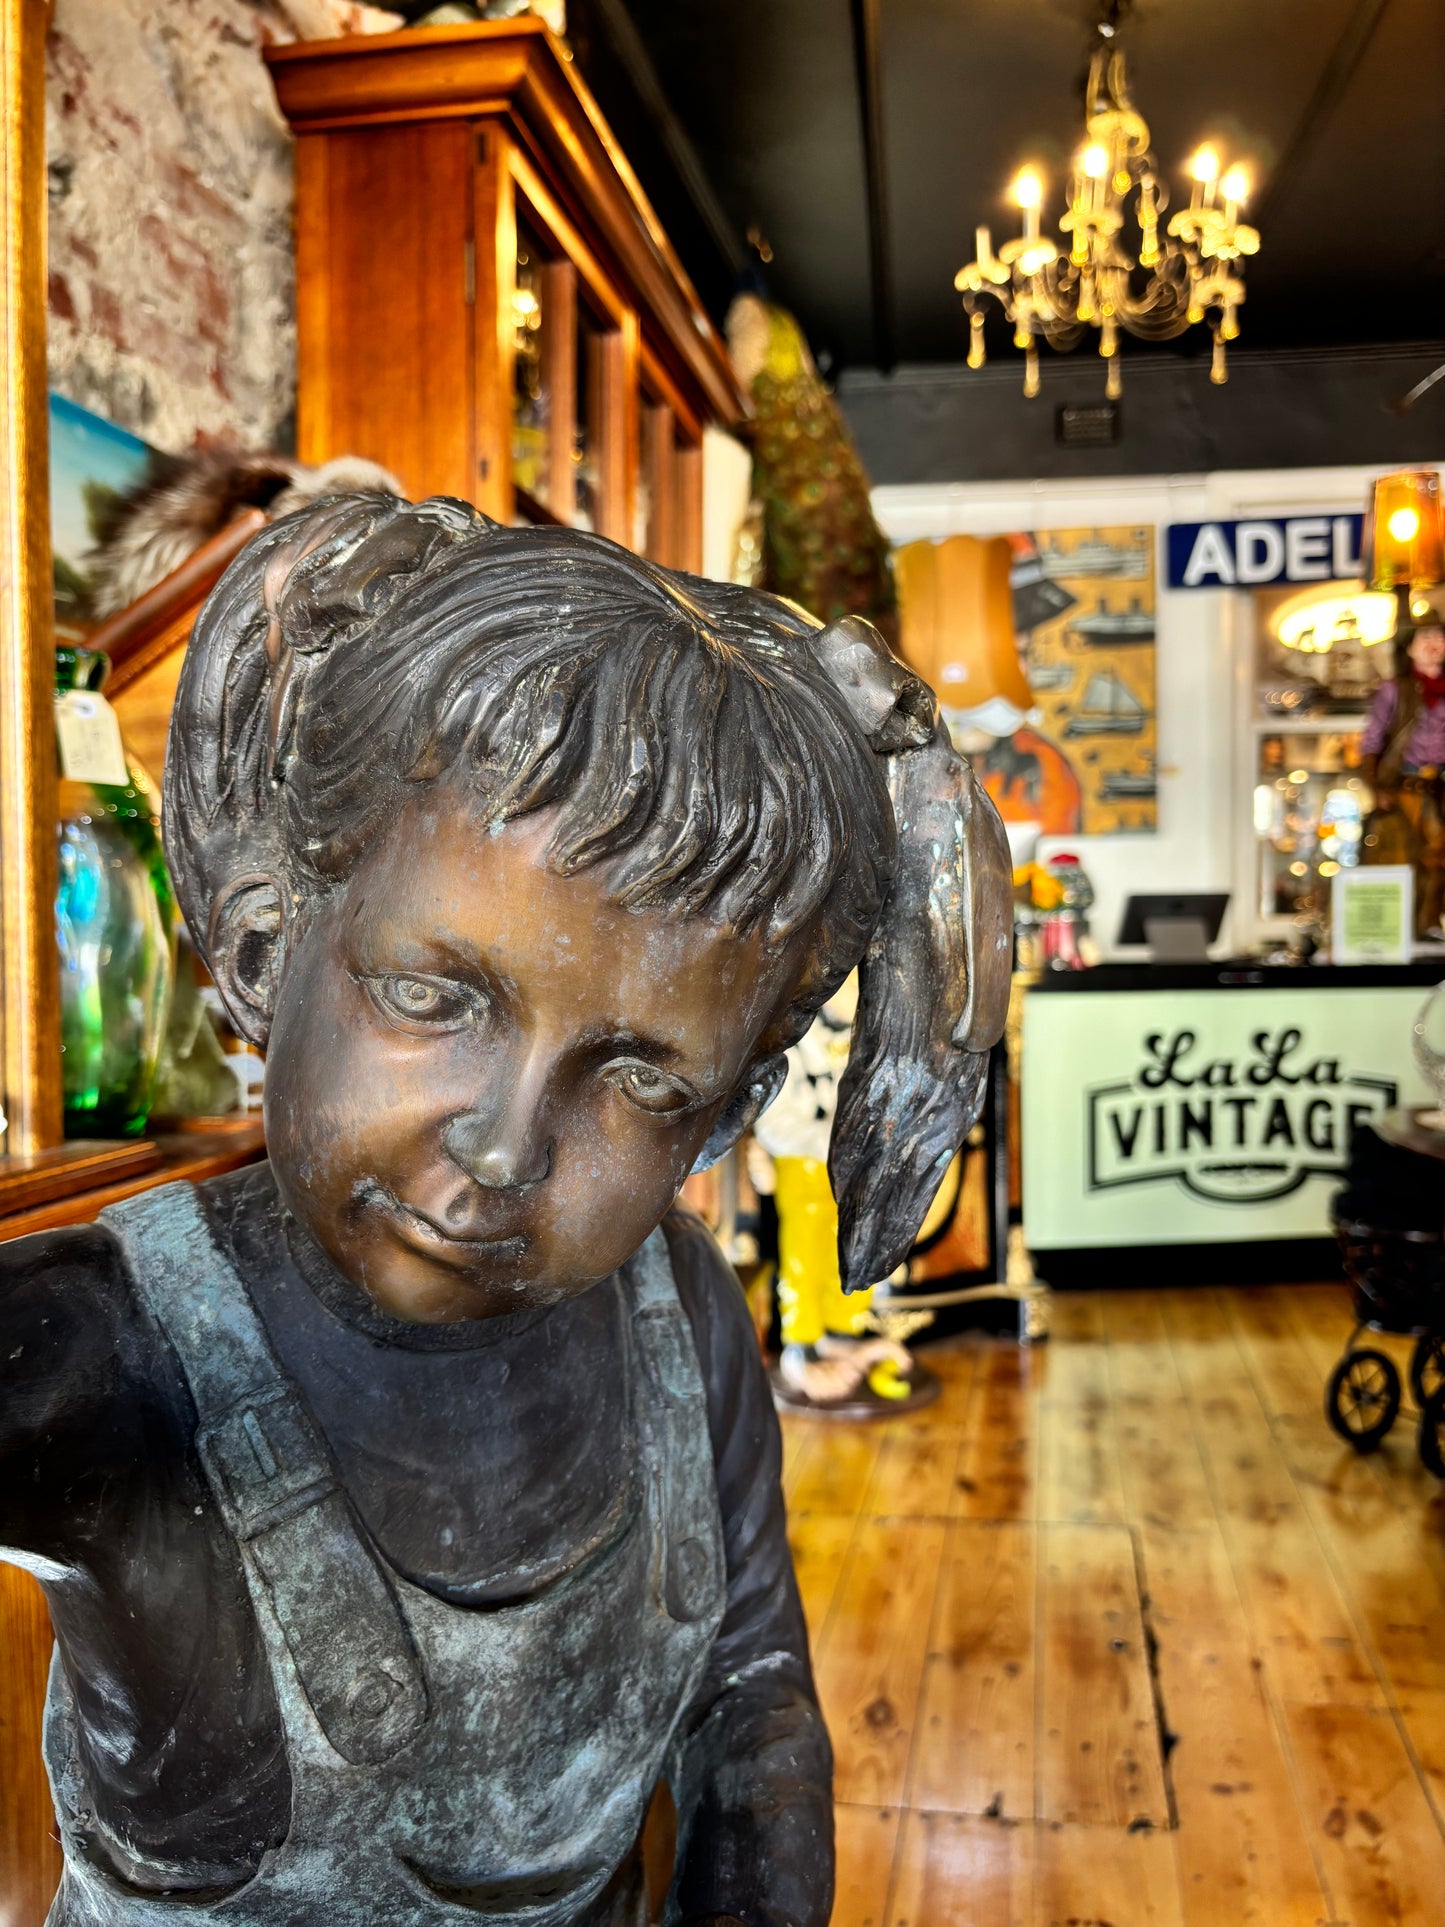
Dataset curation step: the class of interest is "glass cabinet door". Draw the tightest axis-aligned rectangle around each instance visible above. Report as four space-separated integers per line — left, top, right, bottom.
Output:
510 217 549 504
1252 729 1367 922
1246 584 1388 934
499 167 641 549
510 216 587 524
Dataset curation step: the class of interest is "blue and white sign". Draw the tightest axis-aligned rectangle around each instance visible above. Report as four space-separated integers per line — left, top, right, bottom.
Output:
1165 514 1364 590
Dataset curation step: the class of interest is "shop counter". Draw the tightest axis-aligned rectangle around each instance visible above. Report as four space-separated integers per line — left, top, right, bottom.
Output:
1021 961 1444 1283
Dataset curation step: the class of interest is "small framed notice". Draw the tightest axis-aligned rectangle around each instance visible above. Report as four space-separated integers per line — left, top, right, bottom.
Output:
1332 865 1414 964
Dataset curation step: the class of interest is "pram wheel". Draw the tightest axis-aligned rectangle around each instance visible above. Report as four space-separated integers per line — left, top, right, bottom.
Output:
1419 1388 1445 1478
1410 1332 1445 1409
1326 1348 1401 1452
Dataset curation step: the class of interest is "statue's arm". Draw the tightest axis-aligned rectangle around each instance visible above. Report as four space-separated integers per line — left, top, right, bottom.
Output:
662 1210 834 1927
0 1224 125 1565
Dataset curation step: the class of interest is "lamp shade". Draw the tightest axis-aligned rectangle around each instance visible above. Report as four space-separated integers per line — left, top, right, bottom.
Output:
895 534 1029 713
1362 469 1445 593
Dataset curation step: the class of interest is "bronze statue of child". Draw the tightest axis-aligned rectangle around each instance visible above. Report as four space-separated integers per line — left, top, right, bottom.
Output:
1 494 1010 1926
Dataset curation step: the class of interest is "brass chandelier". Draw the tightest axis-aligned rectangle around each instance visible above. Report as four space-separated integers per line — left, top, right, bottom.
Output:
955 5 1260 399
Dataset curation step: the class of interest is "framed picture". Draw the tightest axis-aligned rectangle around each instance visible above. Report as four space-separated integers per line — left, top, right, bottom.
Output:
48 391 157 638
1332 865 1414 964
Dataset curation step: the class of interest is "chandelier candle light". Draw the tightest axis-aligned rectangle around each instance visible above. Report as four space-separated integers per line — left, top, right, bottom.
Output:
956 9 1260 399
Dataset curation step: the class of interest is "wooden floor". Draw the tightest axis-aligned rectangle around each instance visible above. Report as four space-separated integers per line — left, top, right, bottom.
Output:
782 1283 1445 1927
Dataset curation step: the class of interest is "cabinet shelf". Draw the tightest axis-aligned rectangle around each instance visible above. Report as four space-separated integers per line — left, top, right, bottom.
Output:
0 1122 265 1244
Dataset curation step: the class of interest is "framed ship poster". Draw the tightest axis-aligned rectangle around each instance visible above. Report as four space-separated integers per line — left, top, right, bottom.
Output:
895 524 1158 836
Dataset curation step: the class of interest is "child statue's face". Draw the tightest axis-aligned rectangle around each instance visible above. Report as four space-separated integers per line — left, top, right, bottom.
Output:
260 788 798 1323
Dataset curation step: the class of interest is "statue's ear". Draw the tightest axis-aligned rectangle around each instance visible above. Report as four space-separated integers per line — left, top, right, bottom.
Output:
690 1053 788 1174
811 614 934 751
207 875 287 1050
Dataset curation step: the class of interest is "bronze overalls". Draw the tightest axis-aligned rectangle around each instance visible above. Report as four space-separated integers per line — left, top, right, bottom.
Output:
44 1183 726 1927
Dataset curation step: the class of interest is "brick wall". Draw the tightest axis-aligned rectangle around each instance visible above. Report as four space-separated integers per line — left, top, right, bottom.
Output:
45 0 399 453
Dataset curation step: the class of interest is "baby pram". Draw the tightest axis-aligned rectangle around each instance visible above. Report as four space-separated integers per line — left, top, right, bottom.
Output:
1326 1119 1445 1471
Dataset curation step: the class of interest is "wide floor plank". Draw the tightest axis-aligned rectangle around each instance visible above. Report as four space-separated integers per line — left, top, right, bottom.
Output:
1141 1521 1333 1926
790 1424 887 1520
952 1345 1039 1523
833 1803 901 1927
888 1811 1025 1927
1224 1286 1334 1421
864 1425 967 1520
911 1521 1035 1819
1276 1413 1445 1701
1033 1819 1186 1927
1285 1701 1445 1927
1037 1522 1171 1828
814 1517 948 1808
788 1512 857 1645
1163 1292 1384 1708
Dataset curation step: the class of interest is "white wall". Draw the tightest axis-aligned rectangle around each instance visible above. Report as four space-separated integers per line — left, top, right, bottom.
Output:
701 427 752 582
873 461 1442 959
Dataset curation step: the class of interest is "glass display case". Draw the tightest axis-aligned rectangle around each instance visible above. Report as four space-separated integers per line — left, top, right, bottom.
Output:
1240 584 1387 942
510 219 549 505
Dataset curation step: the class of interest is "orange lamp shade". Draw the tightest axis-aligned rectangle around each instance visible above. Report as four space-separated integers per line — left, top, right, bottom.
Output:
1363 469 1445 593
894 534 1029 711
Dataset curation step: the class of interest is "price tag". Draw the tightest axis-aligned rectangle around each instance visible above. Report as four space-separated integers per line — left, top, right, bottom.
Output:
55 690 130 788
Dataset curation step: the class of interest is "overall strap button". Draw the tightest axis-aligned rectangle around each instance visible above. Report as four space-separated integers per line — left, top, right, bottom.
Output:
349 1668 402 1722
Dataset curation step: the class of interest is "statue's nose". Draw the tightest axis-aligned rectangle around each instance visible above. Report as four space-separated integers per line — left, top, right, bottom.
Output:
442 1107 552 1190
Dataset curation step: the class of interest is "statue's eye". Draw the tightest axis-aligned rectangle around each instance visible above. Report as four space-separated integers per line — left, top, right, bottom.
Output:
370 975 476 1028
603 1059 696 1118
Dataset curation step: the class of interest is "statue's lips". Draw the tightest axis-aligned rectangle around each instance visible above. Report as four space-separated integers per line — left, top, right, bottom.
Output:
361 1183 529 1265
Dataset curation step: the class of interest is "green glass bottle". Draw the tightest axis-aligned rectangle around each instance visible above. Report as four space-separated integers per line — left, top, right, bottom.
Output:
55 646 176 1137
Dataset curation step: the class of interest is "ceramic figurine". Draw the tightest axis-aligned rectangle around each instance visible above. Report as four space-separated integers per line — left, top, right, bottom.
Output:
753 980 918 1413
1360 600 1445 936
0 495 1011 1925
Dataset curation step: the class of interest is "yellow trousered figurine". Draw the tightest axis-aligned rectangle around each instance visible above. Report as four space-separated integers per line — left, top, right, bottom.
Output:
754 978 915 1410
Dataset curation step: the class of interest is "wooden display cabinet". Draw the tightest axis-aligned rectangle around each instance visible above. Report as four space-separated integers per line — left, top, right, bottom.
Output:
267 17 743 561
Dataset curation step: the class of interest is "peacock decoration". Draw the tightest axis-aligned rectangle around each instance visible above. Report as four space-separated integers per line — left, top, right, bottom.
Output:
726 292 897 641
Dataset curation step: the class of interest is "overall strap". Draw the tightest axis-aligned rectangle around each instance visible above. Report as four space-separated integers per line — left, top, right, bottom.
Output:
625 1226 726 1627
99 1182 428 1765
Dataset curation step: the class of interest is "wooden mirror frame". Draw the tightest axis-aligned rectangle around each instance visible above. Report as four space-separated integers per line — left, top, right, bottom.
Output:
2 0 60 1163
1 0 67 1913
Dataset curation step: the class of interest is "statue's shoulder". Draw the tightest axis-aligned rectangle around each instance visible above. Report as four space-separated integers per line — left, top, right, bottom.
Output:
186 1159 286 1297
0 1162 273 1382
0 1212 133 1317
0 1213 157 1438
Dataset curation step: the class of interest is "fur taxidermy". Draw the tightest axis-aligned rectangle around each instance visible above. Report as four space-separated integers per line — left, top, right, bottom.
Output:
86 449 402 620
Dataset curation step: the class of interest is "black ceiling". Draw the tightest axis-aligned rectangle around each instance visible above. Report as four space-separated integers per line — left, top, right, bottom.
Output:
568 0 1445 377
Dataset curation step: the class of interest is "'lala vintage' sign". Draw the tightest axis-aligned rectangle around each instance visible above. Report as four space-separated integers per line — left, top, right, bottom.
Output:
1022 983 1429 1250
1165 514 1364 590
1087 1026 1395 1204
